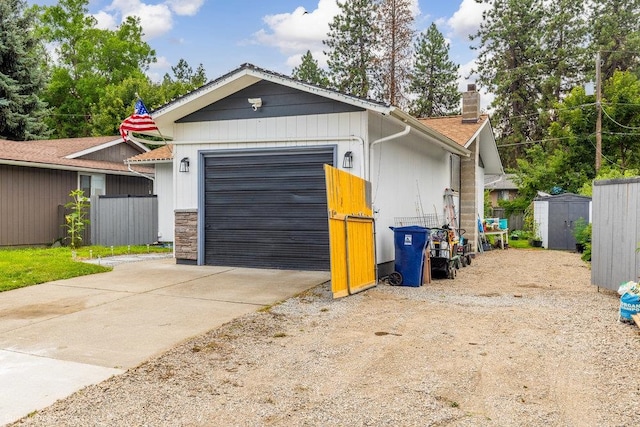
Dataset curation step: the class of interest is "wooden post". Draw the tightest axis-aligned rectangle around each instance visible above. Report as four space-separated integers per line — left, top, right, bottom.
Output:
595 51 602 172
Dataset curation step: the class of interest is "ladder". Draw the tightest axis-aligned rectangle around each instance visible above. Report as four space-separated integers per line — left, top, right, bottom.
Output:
443 188 458 231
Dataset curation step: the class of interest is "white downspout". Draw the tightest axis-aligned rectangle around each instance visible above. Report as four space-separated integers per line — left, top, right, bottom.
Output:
126 162 155 182
366 125 411 181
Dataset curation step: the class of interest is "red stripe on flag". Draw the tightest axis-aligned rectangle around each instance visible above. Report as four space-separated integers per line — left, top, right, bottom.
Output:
119 99 159 141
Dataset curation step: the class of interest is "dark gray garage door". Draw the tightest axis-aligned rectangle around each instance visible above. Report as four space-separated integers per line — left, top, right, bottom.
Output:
203 147 334 270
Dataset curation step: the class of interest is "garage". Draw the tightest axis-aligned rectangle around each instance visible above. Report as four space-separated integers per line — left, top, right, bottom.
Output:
203 147 335 270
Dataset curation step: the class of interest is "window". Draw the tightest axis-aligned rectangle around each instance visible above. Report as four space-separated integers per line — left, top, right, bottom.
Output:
79 173 105 197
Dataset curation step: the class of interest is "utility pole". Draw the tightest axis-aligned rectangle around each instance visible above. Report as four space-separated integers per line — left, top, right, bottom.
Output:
595 51 602 171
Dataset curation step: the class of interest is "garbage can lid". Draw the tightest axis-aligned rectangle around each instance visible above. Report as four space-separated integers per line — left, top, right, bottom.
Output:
389 225 430 233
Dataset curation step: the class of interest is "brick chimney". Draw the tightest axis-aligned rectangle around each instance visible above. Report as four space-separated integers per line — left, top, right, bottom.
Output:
462 83 480 123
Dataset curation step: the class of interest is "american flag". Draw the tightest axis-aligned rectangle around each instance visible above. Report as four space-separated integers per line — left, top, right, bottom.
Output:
119 99 158 141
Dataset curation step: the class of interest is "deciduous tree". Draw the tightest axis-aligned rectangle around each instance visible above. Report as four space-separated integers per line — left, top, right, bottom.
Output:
34 0 156 137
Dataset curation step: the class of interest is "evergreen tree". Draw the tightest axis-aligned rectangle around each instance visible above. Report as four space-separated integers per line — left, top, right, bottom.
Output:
470 0 546 167
323 0 379 98
409 23 460 117
375 0 415 108
0 0 49 140
160 59 208 101
292 51 329 86
590 0 640 81
540 0 589 103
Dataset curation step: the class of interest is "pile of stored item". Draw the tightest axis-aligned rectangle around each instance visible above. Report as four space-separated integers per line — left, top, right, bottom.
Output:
618 281 640 327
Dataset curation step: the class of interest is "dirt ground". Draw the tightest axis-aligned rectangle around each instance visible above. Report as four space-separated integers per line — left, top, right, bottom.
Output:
14 249 640 426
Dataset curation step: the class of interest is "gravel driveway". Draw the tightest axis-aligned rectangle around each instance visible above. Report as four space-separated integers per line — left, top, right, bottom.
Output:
11 249 640 426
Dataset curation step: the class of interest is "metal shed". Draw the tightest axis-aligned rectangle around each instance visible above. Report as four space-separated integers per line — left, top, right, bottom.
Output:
591 178 640 291
533 193 591 250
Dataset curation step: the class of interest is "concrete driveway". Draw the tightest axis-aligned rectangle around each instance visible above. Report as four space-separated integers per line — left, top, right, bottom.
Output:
0 256 329 425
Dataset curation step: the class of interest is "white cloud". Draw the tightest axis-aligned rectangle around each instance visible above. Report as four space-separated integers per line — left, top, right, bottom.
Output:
147 56 173 82
93 11 117 30
100 0 204 40
107 0 174 40
166 0 204 16
254 0 340 56
285 49 328 70
447 0 490 40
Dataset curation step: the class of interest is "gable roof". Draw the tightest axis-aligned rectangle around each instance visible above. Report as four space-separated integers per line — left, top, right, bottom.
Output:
149 63 469 157
419 115 489 148
419 114 504 175
485 173 518 190
127 144 173 164
0 136 153 175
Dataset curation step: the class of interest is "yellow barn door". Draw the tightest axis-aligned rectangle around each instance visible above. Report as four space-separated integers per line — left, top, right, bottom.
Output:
324 165 377 298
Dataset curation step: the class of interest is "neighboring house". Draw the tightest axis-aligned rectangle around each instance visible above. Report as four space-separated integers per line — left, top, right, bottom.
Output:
0 136 153 247
137 64 502 273
419 87 504 246
484 173 518 207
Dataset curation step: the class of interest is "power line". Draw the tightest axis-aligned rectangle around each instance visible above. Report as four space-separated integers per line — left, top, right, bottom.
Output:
601 106 640 130
496 135 577 148
496 128 640 148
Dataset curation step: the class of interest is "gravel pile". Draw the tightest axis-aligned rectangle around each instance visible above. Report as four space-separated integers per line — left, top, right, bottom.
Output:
12 249 640 426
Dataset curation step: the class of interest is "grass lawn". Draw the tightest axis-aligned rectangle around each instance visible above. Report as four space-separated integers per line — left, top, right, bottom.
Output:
508 238 537 249
0 245 172 293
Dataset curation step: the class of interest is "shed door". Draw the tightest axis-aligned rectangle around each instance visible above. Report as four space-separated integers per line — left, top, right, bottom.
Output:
548 201 589 250
203 148 334 270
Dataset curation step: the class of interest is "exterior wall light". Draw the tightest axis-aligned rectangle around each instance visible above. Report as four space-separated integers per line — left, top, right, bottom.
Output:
179 157 190 173
342 151 353 169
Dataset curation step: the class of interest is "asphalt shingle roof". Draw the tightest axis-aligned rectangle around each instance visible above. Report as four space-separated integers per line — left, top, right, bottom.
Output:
0 137 153 174
418 115 489 147
127 145 173 163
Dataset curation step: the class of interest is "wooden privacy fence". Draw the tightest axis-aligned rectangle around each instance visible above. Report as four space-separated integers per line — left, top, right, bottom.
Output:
491 207 524 231
591 178 640 291
90 195 158 247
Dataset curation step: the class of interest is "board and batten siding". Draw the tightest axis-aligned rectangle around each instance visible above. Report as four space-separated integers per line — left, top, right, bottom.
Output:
369 127 452 264
172 111 368 210
0 164 77 246
591 178 640 291
154 163 174 242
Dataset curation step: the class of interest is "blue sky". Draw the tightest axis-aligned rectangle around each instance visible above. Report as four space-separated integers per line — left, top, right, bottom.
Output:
29 0 490 98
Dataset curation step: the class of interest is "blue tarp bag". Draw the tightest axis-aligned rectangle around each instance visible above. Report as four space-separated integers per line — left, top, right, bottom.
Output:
619 292 640 322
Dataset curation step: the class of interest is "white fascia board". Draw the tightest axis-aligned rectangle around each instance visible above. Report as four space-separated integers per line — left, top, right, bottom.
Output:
65 138 149 159
478 120 504 175
247 68 391 114
151 67 392 138
126 159 172 165
1 159 148 176
152 71 262 136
